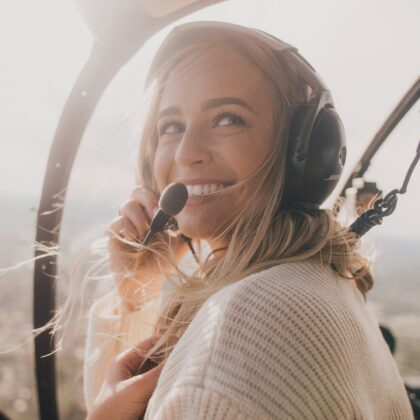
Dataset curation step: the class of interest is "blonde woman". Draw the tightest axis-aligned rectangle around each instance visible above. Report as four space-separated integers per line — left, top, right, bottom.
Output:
84 22 413 419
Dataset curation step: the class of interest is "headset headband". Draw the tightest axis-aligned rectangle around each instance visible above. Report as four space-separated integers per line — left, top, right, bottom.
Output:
145 21 329 96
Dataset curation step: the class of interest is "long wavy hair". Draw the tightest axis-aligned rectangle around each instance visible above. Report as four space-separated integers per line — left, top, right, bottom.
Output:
120 29 374 367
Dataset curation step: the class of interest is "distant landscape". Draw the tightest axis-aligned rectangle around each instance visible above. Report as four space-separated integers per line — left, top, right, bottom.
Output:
1 193 419 419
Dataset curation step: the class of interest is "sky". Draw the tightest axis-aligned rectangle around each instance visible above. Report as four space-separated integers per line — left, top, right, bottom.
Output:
0 0 419 238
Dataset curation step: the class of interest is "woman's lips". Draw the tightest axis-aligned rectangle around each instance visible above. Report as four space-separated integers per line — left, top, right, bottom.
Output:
184 194 218 208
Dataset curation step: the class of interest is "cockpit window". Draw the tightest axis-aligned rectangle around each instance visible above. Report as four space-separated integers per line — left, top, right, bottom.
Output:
1 1 419 418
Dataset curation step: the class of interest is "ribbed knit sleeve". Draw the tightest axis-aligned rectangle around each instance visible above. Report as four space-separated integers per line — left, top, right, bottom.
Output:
83 292 161 411
145 260 414 420
153 386 258 419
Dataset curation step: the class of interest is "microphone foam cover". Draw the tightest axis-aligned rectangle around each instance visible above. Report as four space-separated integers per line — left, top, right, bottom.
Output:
158 182 188 215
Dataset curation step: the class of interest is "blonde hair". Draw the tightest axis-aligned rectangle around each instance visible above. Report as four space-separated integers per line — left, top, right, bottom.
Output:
121 30 373 368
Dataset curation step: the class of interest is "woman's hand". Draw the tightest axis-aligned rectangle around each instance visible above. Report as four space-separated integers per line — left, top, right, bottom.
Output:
86 335 164 420
106 186 189 312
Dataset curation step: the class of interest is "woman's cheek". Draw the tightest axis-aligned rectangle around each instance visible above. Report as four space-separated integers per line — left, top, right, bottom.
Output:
153 147 171 191
222 132 266 174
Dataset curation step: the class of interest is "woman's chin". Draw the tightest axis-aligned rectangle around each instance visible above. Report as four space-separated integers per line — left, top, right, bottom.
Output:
177 223 213 241
176 215 222 242
175 199 236 242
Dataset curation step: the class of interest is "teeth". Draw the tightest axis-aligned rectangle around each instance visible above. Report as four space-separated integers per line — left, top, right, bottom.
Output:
186 183 228 196
192 185 202 195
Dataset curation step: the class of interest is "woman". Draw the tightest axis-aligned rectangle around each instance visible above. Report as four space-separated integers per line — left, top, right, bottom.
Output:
84 21 413 419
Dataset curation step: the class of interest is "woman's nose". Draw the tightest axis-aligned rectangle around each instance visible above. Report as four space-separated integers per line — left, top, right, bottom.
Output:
174 124 211 167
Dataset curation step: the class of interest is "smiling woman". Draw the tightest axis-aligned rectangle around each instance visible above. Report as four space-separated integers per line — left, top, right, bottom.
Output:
83 21 414 419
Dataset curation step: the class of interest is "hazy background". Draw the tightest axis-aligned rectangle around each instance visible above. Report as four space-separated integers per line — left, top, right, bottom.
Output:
0 0 419 418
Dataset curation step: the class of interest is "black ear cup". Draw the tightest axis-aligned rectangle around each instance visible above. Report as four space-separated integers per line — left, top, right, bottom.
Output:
282 106 346 209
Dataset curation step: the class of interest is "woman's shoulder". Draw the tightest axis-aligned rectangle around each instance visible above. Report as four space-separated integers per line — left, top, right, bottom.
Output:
195 258 368 357
212 258 363 314
205 258 377 364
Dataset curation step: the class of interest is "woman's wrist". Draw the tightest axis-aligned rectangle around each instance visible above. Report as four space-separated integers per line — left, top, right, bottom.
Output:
119 293 162 314
119 299 143 314
117 281 163 315
113 270 151 313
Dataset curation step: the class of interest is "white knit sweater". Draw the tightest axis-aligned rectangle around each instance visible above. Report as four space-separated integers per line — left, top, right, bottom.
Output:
84 259 414 419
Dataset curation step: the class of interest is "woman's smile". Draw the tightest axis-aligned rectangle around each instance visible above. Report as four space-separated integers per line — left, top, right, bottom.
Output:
172 179 234 207
185 183 234 208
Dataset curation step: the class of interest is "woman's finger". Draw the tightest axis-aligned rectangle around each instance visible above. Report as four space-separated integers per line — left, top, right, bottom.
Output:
88 362 165 420
119 200 150 239
110 335 161 383
117 362 165 403
131 186 159 220
106 216 138 241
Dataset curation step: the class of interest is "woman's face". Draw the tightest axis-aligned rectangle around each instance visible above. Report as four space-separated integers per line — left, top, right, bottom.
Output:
153 46 276 248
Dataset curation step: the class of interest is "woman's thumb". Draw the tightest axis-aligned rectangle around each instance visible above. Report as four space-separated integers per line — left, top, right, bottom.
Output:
122 362 165 403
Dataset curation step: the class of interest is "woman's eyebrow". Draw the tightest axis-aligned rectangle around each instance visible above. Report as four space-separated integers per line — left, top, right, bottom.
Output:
203 97 258 114
157 106 181 120
157 97 258 120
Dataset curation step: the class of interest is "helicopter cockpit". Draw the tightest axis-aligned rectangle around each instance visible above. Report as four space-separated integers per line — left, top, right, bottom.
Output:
0 1 419 418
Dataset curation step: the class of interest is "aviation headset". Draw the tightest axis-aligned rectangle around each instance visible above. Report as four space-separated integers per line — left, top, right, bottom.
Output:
146 21 347 211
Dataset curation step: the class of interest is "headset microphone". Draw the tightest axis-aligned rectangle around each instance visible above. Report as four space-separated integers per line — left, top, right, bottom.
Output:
142 182 188 245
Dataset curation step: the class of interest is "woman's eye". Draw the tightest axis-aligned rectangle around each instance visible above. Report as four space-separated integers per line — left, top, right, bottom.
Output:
213 112 246 128
158 122 184 136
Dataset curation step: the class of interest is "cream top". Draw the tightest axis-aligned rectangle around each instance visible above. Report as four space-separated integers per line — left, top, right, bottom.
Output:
84 259 413 419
